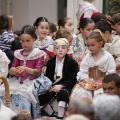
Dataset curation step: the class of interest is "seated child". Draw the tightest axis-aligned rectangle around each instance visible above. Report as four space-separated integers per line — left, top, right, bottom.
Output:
71 29 116 99
0 26 45 118
39 38 78 119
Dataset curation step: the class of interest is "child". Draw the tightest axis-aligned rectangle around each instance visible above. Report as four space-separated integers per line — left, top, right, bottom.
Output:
33 17 53 51
112 13 120 35
0 14 15 66
95 19 120 59
48 22 57 39
39 38 78 119
46 29 73 58
58 17 76 38
72 29 116 99
0 26 45 118
72 18 95 65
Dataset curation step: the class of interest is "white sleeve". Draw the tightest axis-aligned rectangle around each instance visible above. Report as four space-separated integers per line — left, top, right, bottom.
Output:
0 62 9 77
77 56 89 82
106 55 116 75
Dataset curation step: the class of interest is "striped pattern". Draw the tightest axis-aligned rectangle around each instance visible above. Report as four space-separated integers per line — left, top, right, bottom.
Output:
0 30 14 51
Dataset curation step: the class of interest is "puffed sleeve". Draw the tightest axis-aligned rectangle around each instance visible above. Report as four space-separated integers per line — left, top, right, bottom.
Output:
77 55 89 82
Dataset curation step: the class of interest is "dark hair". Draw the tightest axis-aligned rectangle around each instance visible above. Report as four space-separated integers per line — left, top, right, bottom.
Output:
58 17 71 29
95 19 115 33
79 18 94 30
112 13 120 24
103 73 120 88
87 29 106 47
91 13 106 24
21 26 37 39
11 115 33 120
33 17 49 27
0 14 13 33
49 22 57 33
14 30 21 36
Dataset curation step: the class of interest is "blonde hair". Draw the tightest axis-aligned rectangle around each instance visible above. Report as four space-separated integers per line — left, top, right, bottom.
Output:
87 29 106 47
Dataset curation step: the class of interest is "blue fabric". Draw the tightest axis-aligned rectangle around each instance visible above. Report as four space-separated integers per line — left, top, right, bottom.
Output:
33 73 52 95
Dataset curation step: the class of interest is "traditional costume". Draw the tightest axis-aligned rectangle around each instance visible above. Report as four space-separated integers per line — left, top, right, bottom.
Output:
72 33 88 65
39 38 78 119
0 48 45 118
71 50 116 99
34 36 54 51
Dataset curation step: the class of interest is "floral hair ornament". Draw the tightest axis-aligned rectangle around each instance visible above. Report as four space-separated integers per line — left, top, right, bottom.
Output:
54 38 69 47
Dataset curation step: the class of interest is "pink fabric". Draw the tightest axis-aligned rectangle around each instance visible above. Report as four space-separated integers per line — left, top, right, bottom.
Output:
12 50 44 81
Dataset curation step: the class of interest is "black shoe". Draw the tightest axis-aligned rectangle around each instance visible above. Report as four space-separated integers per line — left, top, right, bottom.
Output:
57 116 63 120
41 109 57 117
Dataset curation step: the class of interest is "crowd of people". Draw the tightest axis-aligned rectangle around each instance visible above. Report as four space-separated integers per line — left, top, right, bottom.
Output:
0 1 120 120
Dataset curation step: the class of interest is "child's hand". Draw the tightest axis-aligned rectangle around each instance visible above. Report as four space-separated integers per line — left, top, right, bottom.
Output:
16 66 26 73
93 82 102 90
9 67 21 75
49 84 64 92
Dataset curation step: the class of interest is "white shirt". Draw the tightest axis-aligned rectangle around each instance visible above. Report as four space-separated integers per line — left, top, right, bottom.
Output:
0 50 10 77
77 50 116 82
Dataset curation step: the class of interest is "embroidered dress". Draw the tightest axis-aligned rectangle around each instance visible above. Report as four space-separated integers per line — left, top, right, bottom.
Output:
72 33 88 65
71 50 116 99
0 48 45 118
34 36 54 51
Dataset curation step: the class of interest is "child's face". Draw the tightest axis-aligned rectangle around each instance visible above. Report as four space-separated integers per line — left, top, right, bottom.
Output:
63 19 74 33
66 35 73 46
80 22 95 39
114 22 120 35
36 22 49 39
54 45 68 59
86 38 103 54
20 34 35 51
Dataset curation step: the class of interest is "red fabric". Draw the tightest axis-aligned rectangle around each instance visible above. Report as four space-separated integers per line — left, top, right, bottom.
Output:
46 50 55 58
91 12 101 18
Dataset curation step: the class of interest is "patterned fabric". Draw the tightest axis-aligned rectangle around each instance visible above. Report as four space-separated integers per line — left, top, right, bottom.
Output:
72 34 88 65
13 48 45 81
0 30 14 51
0 77 41 118
34 36 54 50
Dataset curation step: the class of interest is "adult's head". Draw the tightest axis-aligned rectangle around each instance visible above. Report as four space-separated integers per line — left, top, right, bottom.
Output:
66 96 94 120
102 73 120 96
93 94 120 120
